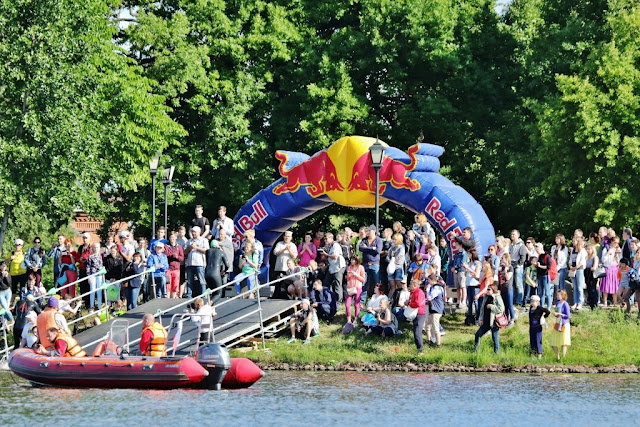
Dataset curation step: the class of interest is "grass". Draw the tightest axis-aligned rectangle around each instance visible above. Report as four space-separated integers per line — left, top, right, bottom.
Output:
230 306 640 368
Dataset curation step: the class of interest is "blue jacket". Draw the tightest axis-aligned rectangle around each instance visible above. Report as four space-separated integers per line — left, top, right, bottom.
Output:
310 287 337 314
360 236 383 266
147 253 169 277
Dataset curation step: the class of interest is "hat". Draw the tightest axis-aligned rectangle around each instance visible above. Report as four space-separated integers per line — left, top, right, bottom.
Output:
211 240 219 248
284 230 293 237
26 311 37 323
368 225 377 231
530 295 540 302
14 238 24 245
300 298 310 306
47 296 59 308
191 226 201 233
119 231 129 238
155 242 165 248
81 232 91 239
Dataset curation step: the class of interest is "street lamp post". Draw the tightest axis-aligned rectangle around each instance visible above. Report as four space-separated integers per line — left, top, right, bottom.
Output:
162 165 175 232
369 138 386 235
149 154 161 238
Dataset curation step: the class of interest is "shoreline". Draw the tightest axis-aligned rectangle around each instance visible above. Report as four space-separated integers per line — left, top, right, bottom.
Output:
256 362 640 374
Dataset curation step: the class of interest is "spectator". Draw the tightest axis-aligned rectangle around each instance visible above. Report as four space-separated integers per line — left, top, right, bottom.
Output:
165 232 184 299
272 231 298 298
285 259 305 300
450 246 468 309
58 239 77 298
473 260 495 320
416 233 431 260
528 295 550 358
176 226 189 296
237 241 259 298
297 234 317 268
408 279 427 354
49 234 66 284
534 243 552 308
584 243 600 309
386 233 406 299
622 228 633 261
287 299 318 344
366 299 398 337
0 262 12 323
191 205 211 239
551 289 571 360
405 230 418 265
438 237 449 279
24 237 46 287
413 213 435 243
124 252 145 310
391 279 411 322
241 229 264 269
102 233 116 255
20 311 39 349
86 242 104 311
351 227 367 261
509 229 527 307
204 240 229 303
104 245 123 284
463 249 482 325
13 294 41 348
618 258 633 313
218 229 235 291
312 230 324 249
211 205 234 240
321 232 345 303
408 253 428 285
474 283 505 354
184 226 208 298
76 233 92 307
359 225 382 307
20 274 46 301
189 297 215 343
380 228 393 287
137 237 150 263
569 238 587 310
6 238 27 299
427 247 441 278
310 279 336 324
345 256 365 325
425 274 445 347
631 251 640 318
147 242 169 299
551 234 568 291
118 231 135 265
498 253 515 326
149 227 168 252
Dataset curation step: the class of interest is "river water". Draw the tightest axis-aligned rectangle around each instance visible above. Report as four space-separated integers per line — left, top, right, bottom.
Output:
2 370 639 426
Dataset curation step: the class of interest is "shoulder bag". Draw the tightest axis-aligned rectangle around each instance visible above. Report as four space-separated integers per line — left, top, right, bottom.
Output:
494 312 509 328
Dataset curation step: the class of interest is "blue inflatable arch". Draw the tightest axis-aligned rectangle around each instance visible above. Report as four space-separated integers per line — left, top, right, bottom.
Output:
231 137 495 283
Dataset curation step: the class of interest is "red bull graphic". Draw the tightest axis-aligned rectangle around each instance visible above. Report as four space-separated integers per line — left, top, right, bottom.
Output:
273 151 344 197
347 145 420 194
233 135 495 287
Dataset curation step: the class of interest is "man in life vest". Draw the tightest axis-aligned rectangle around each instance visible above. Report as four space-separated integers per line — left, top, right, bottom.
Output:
36 296 71 350
36 327 87 357
139 313 167 357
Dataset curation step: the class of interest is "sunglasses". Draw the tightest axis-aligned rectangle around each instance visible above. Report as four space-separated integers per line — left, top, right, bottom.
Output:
34 241 41 244
526 241 532 244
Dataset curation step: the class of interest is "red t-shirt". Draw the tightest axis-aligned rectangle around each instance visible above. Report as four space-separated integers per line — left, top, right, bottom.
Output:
139 329 154 354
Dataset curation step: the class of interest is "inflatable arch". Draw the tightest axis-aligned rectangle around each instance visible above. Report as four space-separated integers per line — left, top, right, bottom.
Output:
232 136 495 283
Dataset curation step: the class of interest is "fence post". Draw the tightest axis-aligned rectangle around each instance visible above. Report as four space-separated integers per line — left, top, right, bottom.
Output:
254 272 266 350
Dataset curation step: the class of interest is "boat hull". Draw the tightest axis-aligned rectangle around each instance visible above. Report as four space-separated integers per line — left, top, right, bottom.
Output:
9 348 208 389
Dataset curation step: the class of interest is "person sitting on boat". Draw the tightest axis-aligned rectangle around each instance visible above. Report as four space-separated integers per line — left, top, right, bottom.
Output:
20 311 39 350
36 327 87 357
139 313 168 357
287 299 319 345
36 296 72 351
190 297 216 343
13 294 41 349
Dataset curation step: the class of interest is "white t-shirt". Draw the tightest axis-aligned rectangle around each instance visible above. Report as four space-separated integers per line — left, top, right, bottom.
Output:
274 241 298 272
21 323 38 348
191 304 214 333
186 237 208 267
551 245 568 269
397 290 410 308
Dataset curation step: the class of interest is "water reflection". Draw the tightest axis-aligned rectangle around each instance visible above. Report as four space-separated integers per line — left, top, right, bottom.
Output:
2 371 639 426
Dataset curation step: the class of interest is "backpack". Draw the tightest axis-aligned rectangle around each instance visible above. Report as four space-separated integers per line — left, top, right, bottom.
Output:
547 254 558 281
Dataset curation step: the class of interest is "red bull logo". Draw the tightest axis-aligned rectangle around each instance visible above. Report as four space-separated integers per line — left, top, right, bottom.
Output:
273 151 345 197
232 200 269 249
272 137 420 207
425 196 463 253
347 145 420 194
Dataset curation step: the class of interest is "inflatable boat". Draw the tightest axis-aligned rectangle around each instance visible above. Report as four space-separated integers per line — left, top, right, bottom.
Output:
9 345 263 390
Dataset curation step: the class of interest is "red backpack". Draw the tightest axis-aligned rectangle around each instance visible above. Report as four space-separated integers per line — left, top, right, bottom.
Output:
547 254 558 281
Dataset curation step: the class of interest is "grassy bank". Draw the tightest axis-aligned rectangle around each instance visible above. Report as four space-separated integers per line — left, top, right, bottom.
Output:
231 307 640 368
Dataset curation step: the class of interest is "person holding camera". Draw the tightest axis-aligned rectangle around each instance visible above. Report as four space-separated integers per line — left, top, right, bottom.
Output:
212 206 234 241
287 299 318 345
272 231 298 298
6 238 27 298
321 232 346 303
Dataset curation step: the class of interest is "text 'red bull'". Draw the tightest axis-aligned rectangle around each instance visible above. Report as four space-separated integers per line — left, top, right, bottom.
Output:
425 197 463 253
232 200 268 249
347 145 420 194
272 151 344 197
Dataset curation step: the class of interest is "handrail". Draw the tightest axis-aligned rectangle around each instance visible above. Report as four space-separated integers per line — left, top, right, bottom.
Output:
34 267 107 301
61 268 154 308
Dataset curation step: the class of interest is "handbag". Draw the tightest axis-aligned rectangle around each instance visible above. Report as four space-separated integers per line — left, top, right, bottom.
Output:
494 313 509 328
386 259 396 275
554 321 565 332
403 305 418 321
347 286 358 296
595 265 606 278
568 269 576 278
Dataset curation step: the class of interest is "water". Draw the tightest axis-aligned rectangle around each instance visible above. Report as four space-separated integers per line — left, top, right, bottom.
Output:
2 370 640 426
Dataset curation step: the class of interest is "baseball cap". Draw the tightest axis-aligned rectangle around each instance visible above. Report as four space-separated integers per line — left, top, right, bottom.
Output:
368 225 376 231
81 232 91 239
14 239 24 245
301 298 310 306
155 242 165 248
47 296 59 308
211 240 220 248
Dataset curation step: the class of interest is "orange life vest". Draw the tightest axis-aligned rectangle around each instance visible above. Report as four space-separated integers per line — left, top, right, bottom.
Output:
54 333 87 357
142 322 167 357
36 309 58 349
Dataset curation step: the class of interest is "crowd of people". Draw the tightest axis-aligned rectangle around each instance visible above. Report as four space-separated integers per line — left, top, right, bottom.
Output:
1 202 639 362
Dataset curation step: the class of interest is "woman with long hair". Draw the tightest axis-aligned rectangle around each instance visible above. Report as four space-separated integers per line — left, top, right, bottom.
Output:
551 234 568 291
551 289 571 360
474 283 505 354
345 255 365 325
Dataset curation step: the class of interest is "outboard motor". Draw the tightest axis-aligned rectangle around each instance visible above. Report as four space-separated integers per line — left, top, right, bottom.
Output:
195 343 231 390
